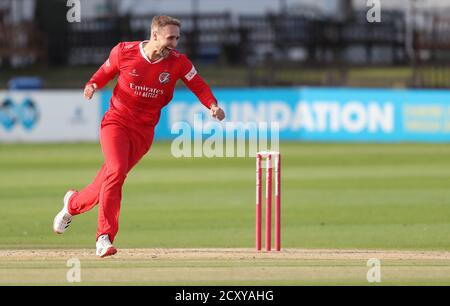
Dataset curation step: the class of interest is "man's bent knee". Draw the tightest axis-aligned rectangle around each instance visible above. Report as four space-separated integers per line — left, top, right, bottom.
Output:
106 167 127 184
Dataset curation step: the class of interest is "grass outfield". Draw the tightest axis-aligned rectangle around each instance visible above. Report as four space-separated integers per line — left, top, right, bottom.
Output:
1 142 450 285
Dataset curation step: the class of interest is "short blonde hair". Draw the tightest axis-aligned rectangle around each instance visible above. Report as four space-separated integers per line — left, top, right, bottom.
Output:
151 15 181 32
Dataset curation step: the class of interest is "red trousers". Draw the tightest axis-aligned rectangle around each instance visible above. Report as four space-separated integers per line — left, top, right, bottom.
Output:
68 112 154 242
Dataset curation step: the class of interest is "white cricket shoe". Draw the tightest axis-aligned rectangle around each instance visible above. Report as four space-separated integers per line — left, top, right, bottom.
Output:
53 190 76 234
96 234 117 258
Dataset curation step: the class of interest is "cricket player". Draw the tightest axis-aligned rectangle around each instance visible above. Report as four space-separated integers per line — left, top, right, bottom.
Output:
53 15 225 257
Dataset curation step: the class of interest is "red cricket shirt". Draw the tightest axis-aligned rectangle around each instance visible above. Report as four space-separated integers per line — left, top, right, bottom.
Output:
87 41 217 132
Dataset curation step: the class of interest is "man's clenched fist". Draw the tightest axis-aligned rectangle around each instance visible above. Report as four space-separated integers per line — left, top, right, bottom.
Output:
84 83 97 100
210 104 225 121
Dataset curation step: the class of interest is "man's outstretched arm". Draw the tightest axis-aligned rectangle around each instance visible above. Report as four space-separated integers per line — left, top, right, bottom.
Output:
181 57 225 121
84 43 121 100
184 75 225 121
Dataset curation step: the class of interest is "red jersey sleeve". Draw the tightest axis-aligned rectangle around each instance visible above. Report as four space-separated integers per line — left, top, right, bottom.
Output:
180 55 217 109
86 43 121 89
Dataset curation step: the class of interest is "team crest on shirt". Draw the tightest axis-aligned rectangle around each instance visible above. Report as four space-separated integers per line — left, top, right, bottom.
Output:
159 72 171 84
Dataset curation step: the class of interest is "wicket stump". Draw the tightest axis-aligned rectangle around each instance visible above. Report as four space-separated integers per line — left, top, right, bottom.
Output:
256 151 281 251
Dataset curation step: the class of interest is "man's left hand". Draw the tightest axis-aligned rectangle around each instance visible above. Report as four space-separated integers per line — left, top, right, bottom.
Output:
210 104 225 121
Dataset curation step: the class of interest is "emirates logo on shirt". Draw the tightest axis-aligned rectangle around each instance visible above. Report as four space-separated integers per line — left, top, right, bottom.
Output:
159 72 170 84
130 83 164 98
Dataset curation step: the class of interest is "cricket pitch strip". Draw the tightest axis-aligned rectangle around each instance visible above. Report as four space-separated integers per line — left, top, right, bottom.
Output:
1 248 450 285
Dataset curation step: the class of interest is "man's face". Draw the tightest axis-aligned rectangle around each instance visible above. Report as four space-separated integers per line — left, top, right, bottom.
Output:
154 25 180 58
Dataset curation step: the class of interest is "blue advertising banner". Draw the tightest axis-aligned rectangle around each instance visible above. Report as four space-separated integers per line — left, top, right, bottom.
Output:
100 87 450 142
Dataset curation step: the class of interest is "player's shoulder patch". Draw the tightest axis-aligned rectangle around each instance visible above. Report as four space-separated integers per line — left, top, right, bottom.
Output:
184 65 197 81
